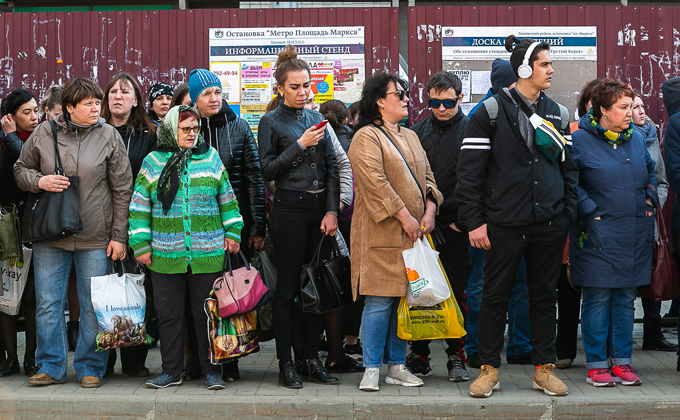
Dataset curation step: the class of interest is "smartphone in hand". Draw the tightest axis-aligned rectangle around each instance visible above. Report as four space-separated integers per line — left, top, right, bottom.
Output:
314 120 328 130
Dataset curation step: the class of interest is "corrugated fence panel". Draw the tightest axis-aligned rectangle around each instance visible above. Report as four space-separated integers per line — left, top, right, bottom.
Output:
408 5 680 132
0 7 398 105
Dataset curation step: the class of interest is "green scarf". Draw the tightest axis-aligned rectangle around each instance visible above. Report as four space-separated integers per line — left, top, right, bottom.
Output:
156 105 209 214
587 108 634 146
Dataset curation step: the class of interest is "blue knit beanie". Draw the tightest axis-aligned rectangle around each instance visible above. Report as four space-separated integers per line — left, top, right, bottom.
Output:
188 69 221 105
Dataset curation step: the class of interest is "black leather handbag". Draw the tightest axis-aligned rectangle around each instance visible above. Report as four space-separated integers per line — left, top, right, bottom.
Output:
22 121 83 245
300 235 352 314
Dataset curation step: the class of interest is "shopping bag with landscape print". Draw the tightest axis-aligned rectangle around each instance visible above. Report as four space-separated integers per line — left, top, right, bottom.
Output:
91 261 151 351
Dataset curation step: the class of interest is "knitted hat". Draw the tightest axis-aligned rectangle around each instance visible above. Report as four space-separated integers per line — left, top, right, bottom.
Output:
490 59 516 94
148 83 174 106
188 69 221 105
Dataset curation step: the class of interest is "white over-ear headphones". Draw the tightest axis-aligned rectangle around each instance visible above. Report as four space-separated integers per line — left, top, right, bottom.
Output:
517 41 540 79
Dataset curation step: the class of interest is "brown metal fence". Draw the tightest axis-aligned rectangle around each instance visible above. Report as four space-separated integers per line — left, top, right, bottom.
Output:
0 7 399 103
407 5 680 134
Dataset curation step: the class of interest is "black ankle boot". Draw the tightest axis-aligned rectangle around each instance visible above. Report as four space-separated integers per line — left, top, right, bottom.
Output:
67 321 79 352
643 317 678 351
221 359 240 382
0 359 20 377
278 360 303 389
301 358 339 385
23 357 39 376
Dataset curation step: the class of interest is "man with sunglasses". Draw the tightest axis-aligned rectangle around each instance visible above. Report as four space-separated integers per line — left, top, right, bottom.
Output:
408 71 471 383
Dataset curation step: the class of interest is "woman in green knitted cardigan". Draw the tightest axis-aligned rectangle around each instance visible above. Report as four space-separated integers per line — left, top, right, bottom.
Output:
128 105 243 391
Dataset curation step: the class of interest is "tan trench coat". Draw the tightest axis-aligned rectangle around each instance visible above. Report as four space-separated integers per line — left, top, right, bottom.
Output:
348 124 443 299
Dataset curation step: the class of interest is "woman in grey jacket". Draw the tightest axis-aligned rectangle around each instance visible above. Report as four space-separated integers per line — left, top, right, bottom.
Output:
632 93 676 353
13 77 133 389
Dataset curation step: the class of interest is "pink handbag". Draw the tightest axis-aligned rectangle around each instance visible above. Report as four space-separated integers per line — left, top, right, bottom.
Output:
213 251 272 318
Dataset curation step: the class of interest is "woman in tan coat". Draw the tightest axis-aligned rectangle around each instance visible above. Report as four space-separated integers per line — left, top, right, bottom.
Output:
348 73 443 392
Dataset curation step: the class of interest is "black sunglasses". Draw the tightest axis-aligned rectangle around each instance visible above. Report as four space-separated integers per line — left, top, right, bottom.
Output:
386 90 410 101
428 98 458 109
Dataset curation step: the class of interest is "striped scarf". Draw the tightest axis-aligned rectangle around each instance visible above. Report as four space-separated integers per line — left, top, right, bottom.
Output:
587 108 634 147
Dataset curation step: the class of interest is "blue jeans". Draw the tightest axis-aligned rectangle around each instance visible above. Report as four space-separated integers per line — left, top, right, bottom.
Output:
581 286 636 369
360 296 406 368
464 247 531 356
33 245 110 382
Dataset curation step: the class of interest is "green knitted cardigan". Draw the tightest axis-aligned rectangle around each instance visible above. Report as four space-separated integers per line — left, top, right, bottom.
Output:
128 107 243 274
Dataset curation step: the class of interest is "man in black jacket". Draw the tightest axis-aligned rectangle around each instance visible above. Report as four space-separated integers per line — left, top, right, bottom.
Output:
408 71 471 382
455 37 578 398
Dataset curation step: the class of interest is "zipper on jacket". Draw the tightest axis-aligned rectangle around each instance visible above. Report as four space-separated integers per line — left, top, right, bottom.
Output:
225 115 233 158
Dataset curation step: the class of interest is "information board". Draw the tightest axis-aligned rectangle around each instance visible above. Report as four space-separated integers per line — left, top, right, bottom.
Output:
209 26 365 138
441 26 597 119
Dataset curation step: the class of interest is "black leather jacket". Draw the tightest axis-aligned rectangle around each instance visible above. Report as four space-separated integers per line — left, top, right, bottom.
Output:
258 102 340 213
411 109 468 227
201 100 266 238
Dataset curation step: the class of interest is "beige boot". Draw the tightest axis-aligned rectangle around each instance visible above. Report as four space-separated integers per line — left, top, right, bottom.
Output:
469 365 500 398
532 363 569 396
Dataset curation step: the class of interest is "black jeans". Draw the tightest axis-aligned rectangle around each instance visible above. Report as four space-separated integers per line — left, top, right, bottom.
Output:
150 267 221 376
478 215 569 368
556 264 581 360
270 189 331 362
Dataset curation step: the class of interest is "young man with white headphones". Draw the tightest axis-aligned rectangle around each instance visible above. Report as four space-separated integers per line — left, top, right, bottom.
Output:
454 35 578 398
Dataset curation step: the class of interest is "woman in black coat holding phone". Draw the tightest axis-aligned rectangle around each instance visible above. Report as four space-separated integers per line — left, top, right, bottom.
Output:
258 45 340 389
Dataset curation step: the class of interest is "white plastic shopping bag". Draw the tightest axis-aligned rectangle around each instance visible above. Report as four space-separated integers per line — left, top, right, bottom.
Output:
91 262 151 351
402 237 450 307
0 246 32 315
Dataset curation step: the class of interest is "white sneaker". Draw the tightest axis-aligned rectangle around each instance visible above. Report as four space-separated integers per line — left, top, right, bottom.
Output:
385 365 424 387
359 368 380 391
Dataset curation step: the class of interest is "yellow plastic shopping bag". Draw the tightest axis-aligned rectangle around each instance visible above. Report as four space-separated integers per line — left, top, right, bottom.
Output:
397 234 466 341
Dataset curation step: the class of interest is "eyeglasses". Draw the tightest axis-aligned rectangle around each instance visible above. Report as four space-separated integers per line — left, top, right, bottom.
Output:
386 90 409 101
179 126 201 134
428 98 458 109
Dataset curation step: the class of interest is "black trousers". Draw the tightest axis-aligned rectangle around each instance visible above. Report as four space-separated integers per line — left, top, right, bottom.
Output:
150 268 221 376
556 264 581 360
270 189 332 362
478 214 569 368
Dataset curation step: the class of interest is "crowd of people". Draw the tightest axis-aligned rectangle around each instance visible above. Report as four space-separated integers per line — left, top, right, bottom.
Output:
0 35 679 399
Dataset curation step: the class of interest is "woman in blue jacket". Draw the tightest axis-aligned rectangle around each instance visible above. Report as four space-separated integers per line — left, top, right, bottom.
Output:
569 79 657 388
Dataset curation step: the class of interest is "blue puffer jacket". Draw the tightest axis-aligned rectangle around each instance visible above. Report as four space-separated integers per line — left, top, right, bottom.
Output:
569 114 657 288
662 77 680 245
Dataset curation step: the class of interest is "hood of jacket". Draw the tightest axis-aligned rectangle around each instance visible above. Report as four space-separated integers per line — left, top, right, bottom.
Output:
663 77 680 117
661 77 680 116
200 99 236 148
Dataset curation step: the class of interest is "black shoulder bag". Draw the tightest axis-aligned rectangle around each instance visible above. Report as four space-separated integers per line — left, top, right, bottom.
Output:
22 121 83 245
373 124 446 248
300 235 353 314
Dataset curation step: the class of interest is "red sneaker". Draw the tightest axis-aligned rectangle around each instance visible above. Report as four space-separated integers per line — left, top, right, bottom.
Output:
586 368 615 387
611 365 641 386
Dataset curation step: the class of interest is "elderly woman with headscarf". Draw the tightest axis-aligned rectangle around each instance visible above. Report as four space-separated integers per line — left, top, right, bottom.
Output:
128 105 243 391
